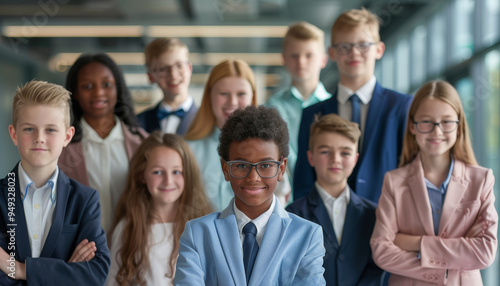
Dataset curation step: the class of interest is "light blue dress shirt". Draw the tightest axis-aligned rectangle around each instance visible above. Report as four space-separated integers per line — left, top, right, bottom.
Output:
424 157 454 235
265 82 332 184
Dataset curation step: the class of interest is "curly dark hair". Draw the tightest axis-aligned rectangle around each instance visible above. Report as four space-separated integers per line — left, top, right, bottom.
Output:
217 105 289 161
65 53 142 142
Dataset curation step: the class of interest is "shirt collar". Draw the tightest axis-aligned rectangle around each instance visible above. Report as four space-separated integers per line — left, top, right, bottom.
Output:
81 115 124 143
424 157 455 193
290 82 331 104
234 195 276 236
160 95 193 112
337 76 377 105
315 181 350 205
18 163 58 204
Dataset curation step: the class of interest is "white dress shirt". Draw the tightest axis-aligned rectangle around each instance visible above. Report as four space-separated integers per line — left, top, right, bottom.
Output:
159 96 194 134
234 196 276 247
337 76 377 148
81 116 128 232
315 182 350 244
19 163 58 258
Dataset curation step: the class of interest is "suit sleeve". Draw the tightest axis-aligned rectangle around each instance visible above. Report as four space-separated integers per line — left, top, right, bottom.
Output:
419 169 498 270
292 225 326 286
370 173 447 284
174 221 206 285
25 190 110 286
293 108 316 200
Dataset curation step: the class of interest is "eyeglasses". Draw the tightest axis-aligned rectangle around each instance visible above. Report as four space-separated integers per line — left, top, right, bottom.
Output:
331 42 378 55
413 120 459 133
225 160 282 179
150 61 189 76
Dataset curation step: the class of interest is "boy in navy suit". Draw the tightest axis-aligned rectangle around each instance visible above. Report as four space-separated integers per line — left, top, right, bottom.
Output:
175 106 325 285
0 80 110 285
294 8 412 202
138 37 198 135
287 113 383 285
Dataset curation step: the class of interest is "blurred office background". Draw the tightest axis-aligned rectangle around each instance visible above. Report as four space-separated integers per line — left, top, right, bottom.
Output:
0 0 499 283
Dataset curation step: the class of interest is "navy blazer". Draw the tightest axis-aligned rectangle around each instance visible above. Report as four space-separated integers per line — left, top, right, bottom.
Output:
0 164 110 285
287 186 383 286
293 82 412 202
137 101 198 135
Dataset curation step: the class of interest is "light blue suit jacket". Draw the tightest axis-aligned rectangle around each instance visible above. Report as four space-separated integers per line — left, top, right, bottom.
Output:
174 198 326 286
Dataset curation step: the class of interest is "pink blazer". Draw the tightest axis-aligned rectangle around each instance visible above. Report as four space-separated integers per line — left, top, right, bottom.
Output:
370 154 497 286
58 121 148 186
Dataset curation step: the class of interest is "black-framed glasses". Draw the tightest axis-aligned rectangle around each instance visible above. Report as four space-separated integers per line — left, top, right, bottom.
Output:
225 160 282 179
413 120 459 134
331 42 378 55
150 61 189 76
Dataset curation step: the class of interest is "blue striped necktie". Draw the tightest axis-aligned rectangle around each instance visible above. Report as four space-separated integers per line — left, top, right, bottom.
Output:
349 94 361 125
243 222 259 284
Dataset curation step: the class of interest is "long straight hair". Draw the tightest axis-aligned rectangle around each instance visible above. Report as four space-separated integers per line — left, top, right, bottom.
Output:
184 58 258 140
110 131 213 285
400 80 477 167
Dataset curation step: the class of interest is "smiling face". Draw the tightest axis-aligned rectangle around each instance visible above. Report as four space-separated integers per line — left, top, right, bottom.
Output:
410 97 458 162
328 26 384 88
75 61 117 121
9 105 74 177
210 76 254 129
282 38 327 85
147 47 192 103
221 138 286 219
143 146 185 211
307 131 358 197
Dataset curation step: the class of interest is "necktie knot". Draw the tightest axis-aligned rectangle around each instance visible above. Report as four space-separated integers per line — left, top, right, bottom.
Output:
243 222 257 236
157 108 186 121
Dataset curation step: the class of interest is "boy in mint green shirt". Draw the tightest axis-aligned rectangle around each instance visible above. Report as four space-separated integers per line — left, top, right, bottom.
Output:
266 21 331 192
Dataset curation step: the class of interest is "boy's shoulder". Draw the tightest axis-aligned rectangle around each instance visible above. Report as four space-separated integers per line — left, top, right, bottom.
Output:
265 88 292 106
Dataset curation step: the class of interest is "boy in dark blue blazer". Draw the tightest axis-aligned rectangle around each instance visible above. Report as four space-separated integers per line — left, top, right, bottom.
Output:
0 81 109 285
287 113 383 285
175 106 325 285
293 8 412 202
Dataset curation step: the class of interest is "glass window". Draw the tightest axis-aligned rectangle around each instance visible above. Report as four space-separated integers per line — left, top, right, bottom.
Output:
395 37 410 93
380 49 394 90
451 0 475 63
428 10 447 76
482 0 500 47
455 77 475 137
410 25 427 86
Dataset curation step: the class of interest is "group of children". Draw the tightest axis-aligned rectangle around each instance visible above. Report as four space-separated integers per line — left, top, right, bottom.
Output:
0 7 497 286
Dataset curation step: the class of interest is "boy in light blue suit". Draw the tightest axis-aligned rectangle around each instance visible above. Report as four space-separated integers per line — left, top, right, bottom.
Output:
294 8 412 203
0 81 109 285
287 114 383 285
174 106 326 286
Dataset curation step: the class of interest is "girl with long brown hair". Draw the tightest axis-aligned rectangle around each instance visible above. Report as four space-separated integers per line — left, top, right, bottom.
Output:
106 132 212 285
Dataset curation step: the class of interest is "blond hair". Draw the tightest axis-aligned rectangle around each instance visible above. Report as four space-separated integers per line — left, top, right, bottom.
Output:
331 7 381 45
283 21 325 52
144 38 190 68
184 59 258 140
13 80 72 128
400 80 477 167
309 113 361 151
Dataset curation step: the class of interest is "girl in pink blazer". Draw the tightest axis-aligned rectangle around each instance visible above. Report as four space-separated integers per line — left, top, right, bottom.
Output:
370 80 497 285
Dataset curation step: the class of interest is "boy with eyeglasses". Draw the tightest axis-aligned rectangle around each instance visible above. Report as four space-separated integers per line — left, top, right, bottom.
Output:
137 38 198 135
294 8 413 204
287 113 383 285
174 105 326 285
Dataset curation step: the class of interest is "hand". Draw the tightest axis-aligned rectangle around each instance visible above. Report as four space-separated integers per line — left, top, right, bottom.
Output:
394 233 422 252
465 216 494 238
68 239 96 263
0 247 26 280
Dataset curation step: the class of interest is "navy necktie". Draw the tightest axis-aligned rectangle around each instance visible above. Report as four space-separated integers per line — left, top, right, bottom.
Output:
157 108 186 121
243 222 259 284
349 94 361 125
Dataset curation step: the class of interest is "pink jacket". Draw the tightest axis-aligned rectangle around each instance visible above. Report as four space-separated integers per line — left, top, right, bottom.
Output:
370 154 497 285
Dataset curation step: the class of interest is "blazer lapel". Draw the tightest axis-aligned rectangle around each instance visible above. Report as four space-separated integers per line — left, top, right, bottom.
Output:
408 156 435 235
215 204 246 285
340 190 364 251
40 171 70 257
8 166 32 260
309 188 337 246
439 160 468 234
250 204 291 286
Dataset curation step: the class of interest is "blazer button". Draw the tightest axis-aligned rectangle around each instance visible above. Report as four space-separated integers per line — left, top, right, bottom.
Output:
430 259 435 265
